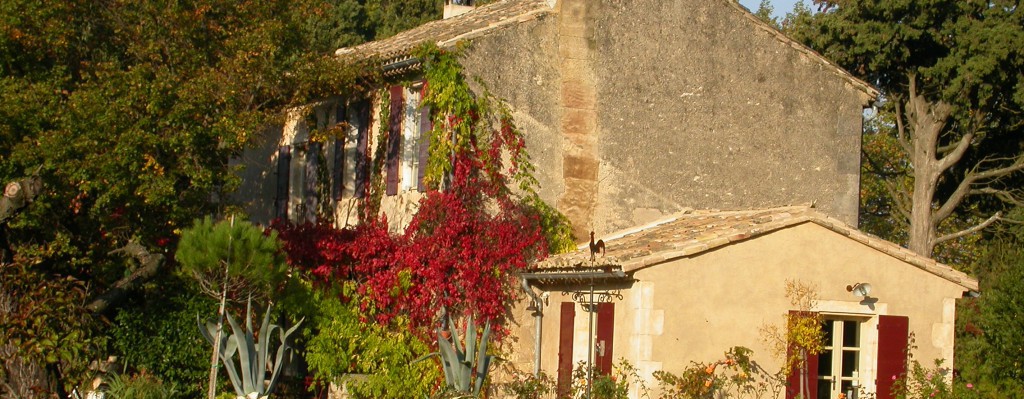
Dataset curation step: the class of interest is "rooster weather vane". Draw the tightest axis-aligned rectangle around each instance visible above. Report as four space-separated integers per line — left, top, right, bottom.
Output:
589 231 605 261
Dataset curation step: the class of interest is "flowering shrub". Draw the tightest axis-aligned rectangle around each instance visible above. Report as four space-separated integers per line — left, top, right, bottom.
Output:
653 347 784 399
571 359 650 399
893 360 981 399
497 370 556 399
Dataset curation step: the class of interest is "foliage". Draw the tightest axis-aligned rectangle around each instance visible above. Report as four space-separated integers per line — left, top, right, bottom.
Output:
0 261 104 397
787 0 1024 257
893 359 984 399
0 0 407 392
954 218 1024 397
759 280 823 399
274 45 573 335
103 371 178 399
653 347 784 399
752 0 777 26
300 282 439 398
497 370 555 399
198 302 302 399
109 276 220 399
176 216 287 303
427 314 494 396
414 44 575 253
570 359 649 399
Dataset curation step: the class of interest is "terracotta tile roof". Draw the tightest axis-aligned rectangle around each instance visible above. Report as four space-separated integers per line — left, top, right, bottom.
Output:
536 205 978 291
336 0 554 62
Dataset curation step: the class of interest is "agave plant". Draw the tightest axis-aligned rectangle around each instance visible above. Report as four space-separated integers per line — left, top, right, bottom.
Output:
199 302 302 399
423 315 494 397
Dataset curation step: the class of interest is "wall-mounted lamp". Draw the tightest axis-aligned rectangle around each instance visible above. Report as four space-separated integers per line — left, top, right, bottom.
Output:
847 282 872 298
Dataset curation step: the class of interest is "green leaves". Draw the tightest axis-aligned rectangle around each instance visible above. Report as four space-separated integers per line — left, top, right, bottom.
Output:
176 216 287 302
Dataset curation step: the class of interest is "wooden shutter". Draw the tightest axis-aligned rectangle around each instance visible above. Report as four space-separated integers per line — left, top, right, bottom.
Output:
354 101 370 198
275 145 291 220
386 85 403 196
785 311 819 399
876 315 909 399
332 103 346 201
556 302 575 398
417 104 432 192
596 302 615 375
304 142 321 222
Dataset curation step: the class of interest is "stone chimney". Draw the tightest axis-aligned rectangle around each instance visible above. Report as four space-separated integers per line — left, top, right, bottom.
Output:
443 0 474 19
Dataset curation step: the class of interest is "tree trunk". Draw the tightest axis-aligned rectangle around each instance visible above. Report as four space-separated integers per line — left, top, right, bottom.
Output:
903 80 952 257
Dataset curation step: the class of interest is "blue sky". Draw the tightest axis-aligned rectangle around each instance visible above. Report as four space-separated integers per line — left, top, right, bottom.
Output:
737 0 802 20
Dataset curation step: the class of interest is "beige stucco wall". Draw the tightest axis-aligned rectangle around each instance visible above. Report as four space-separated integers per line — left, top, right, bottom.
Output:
515 223 966 398
462 0 870 239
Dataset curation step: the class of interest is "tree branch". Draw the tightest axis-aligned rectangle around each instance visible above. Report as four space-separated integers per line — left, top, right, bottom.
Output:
85 241 166 314
893 100 913 155
933 155 1024 223
935 212 1002 245
0 171 42 225
970 187 1024 207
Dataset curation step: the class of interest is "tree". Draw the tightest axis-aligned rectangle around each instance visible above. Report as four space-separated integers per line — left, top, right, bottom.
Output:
789 0 1024 257
0 0 444 394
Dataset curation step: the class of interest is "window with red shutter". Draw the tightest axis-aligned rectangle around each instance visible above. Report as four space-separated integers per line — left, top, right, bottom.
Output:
596 302 615 375
876 315 909 399
785 311 820 399
557 302 575 398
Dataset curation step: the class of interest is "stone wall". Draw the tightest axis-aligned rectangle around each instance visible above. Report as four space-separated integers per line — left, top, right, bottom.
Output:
463 0 873 239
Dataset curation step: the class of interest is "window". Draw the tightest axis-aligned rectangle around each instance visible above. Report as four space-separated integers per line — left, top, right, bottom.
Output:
386 84 432 196
784 313 909 399
818 318 864 399
274 100 371 222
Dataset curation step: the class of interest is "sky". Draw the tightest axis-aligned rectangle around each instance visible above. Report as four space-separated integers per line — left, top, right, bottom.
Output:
737 0 802 20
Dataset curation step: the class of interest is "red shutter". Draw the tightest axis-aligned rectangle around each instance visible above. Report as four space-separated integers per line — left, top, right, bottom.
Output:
332 103 346 201
275 145 291 220
596 302 615 375
785 311 819 399
876 315 909 399
556 302 575 398
354 101 370 198
386 85 403 196
417 104 432 192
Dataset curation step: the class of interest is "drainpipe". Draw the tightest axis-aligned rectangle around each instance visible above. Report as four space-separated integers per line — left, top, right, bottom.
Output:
521 277 544 376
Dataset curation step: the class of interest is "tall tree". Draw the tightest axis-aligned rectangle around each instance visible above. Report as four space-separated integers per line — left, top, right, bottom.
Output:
788 0 1024 257
0 0 443 394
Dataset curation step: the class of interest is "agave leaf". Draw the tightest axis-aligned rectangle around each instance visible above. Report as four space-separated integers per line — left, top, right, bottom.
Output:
222 336 245 397
257 306 275 394
225 311 256 394
266 317 302 395
464 315 476 366
446 314 463 355
437 334 459 390
198 316 215 345
469 321 491 395
474 355 492 395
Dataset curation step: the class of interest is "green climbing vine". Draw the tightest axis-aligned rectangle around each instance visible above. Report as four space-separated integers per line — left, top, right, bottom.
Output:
413 43 575 253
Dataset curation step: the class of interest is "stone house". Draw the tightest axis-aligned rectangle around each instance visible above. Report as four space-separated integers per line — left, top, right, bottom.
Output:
519 205 977 399
230 1 975 399
237 0 878 235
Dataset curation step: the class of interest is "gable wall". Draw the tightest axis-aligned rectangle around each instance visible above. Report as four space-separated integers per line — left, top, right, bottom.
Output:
521 223 964 397
462 0 869 239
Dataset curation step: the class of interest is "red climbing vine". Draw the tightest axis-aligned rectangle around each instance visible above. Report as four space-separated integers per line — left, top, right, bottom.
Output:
273 44 561 335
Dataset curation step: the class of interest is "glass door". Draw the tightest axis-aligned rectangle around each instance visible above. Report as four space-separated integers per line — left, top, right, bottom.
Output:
818 318 863 399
